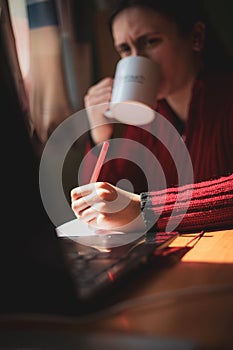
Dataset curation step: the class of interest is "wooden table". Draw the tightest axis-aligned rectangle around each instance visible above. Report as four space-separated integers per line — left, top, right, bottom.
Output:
1 229 233 349
81 229 233 349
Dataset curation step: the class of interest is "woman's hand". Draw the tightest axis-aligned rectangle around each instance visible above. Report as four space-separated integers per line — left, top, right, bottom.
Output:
84 77 114 144
71 182 146 232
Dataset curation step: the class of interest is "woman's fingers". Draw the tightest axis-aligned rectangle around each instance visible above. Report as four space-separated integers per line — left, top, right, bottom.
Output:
71 182 114 216
85 77 113 107
84 77 114 143
70 182 144 231
78 207 98 223
70 184 92 201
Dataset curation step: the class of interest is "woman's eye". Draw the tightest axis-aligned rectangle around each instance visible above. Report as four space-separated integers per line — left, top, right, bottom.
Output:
116 45 131 56
143 38 161 48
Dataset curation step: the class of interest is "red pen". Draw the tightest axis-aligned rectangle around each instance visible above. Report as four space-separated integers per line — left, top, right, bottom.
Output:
89 141 110 183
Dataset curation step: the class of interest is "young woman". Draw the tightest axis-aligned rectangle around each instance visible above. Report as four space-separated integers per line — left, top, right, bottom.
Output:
72 0 233 233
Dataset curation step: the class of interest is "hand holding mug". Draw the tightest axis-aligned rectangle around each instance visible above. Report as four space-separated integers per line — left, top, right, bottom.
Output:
84 77 114 144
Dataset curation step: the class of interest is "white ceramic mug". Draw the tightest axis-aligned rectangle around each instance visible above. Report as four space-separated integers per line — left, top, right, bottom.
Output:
105 56 160 125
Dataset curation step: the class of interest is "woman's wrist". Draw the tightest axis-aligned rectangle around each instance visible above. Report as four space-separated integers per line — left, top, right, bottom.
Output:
90 124 113 145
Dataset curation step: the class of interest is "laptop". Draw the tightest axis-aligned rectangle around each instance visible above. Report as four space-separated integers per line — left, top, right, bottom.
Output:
1 18 178 315
56 219 178 310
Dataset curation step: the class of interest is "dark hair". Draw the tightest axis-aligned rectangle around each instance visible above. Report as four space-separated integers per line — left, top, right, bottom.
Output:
108 0 206 35
108 0 232 72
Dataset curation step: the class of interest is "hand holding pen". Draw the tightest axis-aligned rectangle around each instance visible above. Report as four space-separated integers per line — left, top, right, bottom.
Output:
70 141 143 231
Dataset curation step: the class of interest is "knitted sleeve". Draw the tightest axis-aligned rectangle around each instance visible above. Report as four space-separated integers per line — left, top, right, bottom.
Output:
140 173 233 233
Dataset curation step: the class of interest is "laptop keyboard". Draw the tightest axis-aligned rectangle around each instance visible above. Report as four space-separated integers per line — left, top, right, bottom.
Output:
59 232 178 300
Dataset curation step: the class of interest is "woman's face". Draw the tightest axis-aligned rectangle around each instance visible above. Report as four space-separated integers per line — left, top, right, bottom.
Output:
112 7 201 100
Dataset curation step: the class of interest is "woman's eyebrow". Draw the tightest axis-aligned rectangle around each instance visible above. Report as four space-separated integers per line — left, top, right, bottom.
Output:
114 30 162 52
115 31 161 49
137 31 161 40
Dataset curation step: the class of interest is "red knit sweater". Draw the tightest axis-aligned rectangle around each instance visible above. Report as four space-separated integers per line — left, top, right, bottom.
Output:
141 173 233 233
81 71 233 194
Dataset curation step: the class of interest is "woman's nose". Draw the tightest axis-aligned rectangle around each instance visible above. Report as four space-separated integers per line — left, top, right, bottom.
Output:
131 46 147 57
